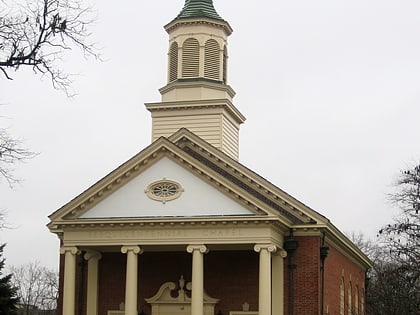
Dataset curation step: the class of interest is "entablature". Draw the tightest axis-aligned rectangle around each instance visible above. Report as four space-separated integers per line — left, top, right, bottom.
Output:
55 217 286 249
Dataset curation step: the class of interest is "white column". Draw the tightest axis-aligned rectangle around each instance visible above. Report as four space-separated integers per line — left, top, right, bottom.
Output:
177 46 182 80
60 246 79 315
254 244 277 315
121 246 142 315
187 244 208 315
84 251 102 315
199 45 205 77
272 249 287 315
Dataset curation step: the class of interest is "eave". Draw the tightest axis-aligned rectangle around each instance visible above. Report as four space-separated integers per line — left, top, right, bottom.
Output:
164 17 233 36
145 98 246 125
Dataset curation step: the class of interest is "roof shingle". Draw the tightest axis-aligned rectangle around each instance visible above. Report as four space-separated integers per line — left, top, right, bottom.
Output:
175 0 224 21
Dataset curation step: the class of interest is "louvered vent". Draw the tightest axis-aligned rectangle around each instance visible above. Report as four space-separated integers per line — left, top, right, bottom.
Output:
168 42 178 82
223 46 228 84
182 38 200 78
204 39 220 80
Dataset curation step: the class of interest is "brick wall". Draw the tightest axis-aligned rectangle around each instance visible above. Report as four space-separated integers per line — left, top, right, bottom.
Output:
284 236 321 315
324 244 366 315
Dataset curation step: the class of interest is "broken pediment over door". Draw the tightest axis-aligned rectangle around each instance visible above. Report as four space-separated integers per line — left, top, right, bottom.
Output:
145 275 219 315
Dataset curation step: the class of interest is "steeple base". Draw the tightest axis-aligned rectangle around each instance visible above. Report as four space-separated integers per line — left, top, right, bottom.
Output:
145 99 245 160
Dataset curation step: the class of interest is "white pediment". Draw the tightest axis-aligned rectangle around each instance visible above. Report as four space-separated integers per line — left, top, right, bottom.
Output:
80 156 255 219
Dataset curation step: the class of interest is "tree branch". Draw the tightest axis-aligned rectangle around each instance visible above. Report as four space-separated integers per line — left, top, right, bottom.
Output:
0 0 100 96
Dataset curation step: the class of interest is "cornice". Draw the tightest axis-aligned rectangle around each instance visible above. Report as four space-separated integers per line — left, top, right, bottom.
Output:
291 224 373 270
47 135 288 229
164 17 233 36
145 98 246 125
159 80 236 99
48 139 175 222
48 217 286 242
324 222 373 269
48 128 334 248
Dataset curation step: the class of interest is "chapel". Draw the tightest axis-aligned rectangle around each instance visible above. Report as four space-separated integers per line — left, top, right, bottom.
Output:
47 1 372 315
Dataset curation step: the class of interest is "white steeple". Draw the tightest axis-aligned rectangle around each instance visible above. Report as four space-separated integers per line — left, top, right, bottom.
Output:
145 0 245 160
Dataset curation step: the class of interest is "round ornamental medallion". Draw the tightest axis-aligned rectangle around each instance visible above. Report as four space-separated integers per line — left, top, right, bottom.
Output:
145 179 184 203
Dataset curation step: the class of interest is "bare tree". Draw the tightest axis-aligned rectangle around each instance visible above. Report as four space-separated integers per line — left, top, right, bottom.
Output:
0 128 36 187
348 233 419 315
1 0 99 186
379 163 420 270
366 258 419 315
358 163 420 314
9 262 58 313
0 0 99 95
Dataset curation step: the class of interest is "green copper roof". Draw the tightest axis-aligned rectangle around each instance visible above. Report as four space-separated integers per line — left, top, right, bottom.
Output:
175 0 224 21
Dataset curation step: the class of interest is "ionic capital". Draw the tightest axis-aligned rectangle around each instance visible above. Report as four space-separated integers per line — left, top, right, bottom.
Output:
121 245 143 255
84 250 102 261
254 243 277 254
186 244 208 254
274 248 288 258
60 246 80 255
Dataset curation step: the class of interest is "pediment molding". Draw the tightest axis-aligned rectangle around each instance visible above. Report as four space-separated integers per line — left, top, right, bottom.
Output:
48 129 327 238
170 130 325 225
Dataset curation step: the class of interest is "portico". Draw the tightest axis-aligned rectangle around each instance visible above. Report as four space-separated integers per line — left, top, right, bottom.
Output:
58 218 288 315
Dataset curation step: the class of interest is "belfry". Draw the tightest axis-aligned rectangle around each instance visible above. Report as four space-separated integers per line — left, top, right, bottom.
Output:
48 1 371 315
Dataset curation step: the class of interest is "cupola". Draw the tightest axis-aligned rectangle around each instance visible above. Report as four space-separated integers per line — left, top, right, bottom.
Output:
145 0 245 160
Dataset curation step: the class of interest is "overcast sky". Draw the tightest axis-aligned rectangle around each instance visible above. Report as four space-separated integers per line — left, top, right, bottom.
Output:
1 0 419 270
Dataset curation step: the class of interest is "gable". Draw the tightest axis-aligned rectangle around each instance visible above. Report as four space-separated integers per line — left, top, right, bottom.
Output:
80 156 255 219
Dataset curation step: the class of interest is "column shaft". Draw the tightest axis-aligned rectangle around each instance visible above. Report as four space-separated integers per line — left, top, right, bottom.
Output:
121 246 142 315
85 251 102 315
254 244 277 315
272 250 287 315
61 246 79 315
187 245 208 315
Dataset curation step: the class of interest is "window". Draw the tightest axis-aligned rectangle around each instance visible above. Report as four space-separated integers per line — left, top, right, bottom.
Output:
145 179 184 203
168 42 178 82
355 286 359 314
361 289 365 315
204 39 220 80
348 282 352 315
182 38 199 78
340 278 345 315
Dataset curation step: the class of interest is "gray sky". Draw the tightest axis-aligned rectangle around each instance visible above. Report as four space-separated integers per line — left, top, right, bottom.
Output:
1 0 419 270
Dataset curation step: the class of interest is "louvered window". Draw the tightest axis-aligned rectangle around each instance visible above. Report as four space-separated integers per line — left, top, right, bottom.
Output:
182 38 199 78
168 42 178 82
223 46 228 83
204 39 220 80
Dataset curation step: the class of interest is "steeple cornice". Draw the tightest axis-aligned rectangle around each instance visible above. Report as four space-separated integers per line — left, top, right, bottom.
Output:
159 79 236 100
164 17 232 36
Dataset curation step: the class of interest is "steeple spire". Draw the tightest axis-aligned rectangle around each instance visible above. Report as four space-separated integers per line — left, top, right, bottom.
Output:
175 0 224 21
